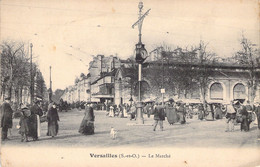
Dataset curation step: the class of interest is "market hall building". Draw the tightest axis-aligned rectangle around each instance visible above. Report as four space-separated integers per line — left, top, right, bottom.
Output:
61 55 260 105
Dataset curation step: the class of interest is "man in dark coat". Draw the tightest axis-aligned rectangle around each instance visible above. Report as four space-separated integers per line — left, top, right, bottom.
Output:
153 103 165 131
240 104 249 131
1 97 13 141
47 103 60 137
254 102 260 129
29 100 43 141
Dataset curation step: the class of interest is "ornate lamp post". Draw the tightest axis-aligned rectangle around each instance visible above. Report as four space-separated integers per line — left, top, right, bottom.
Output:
132 1 150 124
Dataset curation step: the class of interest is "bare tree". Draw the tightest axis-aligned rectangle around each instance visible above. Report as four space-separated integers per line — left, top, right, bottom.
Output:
1 40 47 104
234 35 260 103
194 41 216 107
1 41 25 100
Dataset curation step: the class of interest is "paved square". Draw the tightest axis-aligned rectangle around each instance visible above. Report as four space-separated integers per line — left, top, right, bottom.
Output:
1 109 260 148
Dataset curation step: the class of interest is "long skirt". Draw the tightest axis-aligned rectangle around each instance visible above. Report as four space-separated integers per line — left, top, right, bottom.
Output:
47 121 59 137
28 115 41 139
79 120 94 135
166 110 178 125
241 115 249 131
177 112 186 124
123 108 128 118
109 109 114 117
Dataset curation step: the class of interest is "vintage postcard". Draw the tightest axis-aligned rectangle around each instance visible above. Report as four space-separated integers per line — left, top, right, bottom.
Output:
0 0 260 167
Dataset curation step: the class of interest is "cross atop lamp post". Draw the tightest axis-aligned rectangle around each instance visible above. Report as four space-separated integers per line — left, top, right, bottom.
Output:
132 1 150 124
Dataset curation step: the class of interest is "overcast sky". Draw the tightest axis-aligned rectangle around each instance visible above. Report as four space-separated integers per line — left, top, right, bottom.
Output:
1 0 259 91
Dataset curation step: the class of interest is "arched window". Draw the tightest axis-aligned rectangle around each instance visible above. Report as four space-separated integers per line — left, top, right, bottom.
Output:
210 82 223 100
233 83 246 100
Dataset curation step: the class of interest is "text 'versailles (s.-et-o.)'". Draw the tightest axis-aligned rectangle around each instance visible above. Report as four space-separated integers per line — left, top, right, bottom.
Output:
89 153 171 159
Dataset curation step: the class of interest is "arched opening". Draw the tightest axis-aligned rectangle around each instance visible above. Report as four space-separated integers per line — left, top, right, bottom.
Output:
233 83 246 101
210 82 223 100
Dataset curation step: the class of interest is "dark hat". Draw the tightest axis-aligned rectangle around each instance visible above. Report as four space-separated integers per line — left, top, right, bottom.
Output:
168 98 174 102
4 97 11 100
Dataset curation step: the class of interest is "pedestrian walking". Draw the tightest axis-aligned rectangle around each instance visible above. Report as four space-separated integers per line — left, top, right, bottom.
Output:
123 104 128 118
214 104 223 119
205 103 214 121
29 100 43 141
146 103 151 118
239 104 249 132
225 101 236 132
19 105 31 142
245 101 253 128
254 102 260 129
198 103 204 120
130 104 136 120
109 105 114 117
79 103 95 135
1 97 14 141
153 103 165 131
47 103 59 137
166 102 178 125
176 102 186 124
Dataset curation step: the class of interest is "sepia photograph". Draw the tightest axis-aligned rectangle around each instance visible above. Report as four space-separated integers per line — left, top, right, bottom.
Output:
0 0 260 166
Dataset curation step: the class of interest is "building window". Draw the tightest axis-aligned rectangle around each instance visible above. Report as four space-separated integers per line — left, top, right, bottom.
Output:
210 82 223 100
233 83 246 100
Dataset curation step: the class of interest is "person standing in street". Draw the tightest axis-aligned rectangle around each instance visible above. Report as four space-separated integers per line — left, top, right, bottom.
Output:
254 102 260 129
153 102 165 131
225 101 236 132
176 102 186 124
19 105 31 142
29 100 43 141
239 103 249 132
109 105 114 117
198 103 204 120
1 97 13 141
79 103 95 135
47 103 59 138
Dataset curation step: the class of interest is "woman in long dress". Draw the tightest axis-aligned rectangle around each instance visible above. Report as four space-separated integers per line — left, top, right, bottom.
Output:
79 103 95 135
47 104 59 137
166 103 178 125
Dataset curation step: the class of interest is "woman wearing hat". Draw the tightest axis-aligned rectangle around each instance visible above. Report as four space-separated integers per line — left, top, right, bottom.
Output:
47 103 59 137
79 102 95 135
29 100 43 141
19 105 31 142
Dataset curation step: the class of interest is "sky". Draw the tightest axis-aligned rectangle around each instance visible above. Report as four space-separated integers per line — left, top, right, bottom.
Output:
1 0 259 91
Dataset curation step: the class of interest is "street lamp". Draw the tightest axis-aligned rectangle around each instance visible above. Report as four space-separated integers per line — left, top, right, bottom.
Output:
132 1 150 124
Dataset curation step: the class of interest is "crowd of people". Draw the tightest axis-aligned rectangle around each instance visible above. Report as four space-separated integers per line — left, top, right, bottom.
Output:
0 96 98 142
1 96 260 142
104 98 260 132
1 97 60 141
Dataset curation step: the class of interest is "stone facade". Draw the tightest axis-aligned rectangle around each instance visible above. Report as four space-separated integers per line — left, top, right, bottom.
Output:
61 54 260 105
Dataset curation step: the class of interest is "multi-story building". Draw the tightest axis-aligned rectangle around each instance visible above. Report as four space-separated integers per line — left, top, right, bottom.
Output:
61 54 260 105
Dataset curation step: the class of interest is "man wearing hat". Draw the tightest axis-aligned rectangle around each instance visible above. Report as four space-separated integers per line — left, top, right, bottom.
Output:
1 97 14 141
